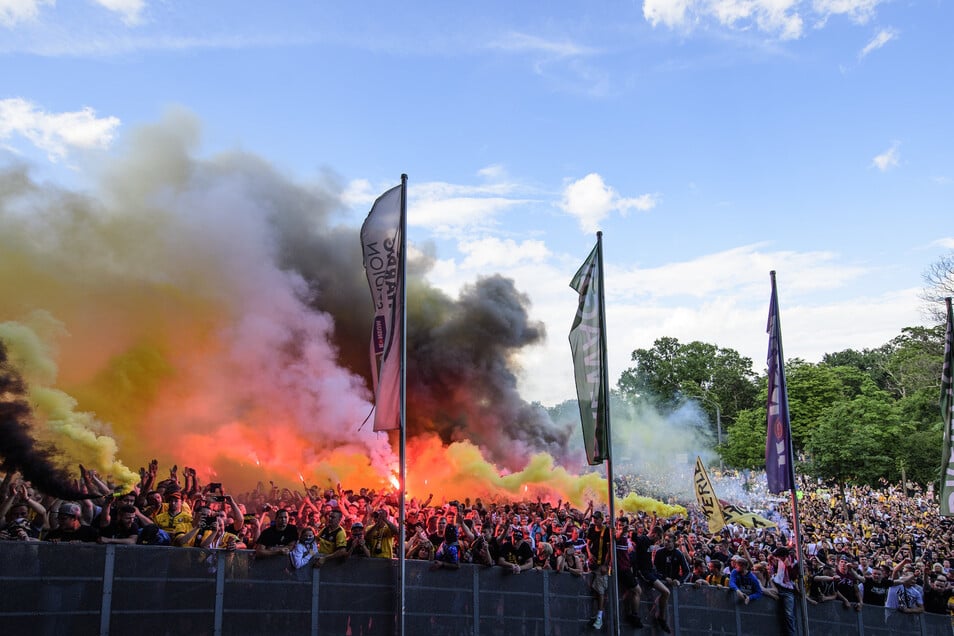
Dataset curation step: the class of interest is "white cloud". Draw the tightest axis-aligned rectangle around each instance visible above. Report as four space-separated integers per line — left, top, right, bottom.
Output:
813 0 883 25
872 142 900 172
0 98 120 161
560 173 657 234
92 0 145 26
643 0 693 30
933 237 954 250
458 237 551 270
506 243 920 405
0 0 51 27
409 177 533 232
859 28 896 59
489 32 597 58
487 32 610 97
644 0 804 39
643 0 885 39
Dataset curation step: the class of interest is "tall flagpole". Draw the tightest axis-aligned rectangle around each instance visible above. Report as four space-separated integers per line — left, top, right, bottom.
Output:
398 174 408 636
770 271 810 635
596 232 621 636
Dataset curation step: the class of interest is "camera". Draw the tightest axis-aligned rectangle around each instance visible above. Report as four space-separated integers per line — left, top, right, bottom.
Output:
211 495 227 503
200 519 216 531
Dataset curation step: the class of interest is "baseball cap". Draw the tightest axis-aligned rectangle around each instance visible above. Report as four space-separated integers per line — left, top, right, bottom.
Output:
58 502 81 517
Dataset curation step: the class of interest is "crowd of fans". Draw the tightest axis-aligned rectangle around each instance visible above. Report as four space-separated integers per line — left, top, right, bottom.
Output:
1 460 952 631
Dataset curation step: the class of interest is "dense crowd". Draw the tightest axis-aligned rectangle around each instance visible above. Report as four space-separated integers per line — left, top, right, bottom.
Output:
2 460 952 632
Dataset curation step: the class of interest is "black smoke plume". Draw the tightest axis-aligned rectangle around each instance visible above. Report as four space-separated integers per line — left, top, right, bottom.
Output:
0 340 89 500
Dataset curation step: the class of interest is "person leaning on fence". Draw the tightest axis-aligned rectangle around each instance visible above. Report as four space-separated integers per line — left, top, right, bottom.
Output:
886 564 925 614
924 572 952 615
254 508 298 558
364 508 398 559
346 521 371 558
729 556 763 605
432 524 460 570
703 559 729 587
45 502 99 543
497 527 533 574
557 542 585 575
155 491 192 542
313 509 348 568
834 555 863 611
99 503 145 546
289 526 320 569
469 523 494 566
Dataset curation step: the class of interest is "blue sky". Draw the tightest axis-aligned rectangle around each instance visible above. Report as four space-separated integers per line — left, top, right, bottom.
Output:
2 0 952 407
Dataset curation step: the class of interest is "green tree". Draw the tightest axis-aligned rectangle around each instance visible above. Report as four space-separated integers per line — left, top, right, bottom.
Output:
720 406 768 469
784 361 875 449
617 337 758 433
822 348 890 392
804 394 910 487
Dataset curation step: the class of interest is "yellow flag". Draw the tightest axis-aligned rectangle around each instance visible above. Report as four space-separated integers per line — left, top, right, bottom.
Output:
721 503 777 529
693 456 727 533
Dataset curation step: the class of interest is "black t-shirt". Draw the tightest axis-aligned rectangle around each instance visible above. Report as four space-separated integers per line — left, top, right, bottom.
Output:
46 524 100 543
924 587 952 615
256 524 299 548
100 520 142 539
500 540 533 566
632 534 656 573
862 576 890 606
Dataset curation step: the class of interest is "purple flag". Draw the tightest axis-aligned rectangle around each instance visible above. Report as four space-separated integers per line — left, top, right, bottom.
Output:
765 272 794 493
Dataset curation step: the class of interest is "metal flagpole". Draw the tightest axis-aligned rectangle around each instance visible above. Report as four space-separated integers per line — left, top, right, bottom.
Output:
596 232 622 636
771 271 810 636
397 173 408 636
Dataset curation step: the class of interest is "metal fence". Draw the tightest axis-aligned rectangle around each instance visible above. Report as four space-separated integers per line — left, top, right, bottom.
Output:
0 543 950 635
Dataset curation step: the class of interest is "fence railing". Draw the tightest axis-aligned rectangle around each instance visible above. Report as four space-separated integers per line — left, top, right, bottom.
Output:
0 543 949 635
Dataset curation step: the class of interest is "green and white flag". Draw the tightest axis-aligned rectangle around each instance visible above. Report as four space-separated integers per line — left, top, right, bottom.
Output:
569 241 608 466
941 297 953 516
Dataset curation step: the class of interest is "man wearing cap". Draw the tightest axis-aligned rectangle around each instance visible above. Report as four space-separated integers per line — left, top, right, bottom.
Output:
347 521 371 558
155 491 192 541
45 502 99 543
497 527 533 574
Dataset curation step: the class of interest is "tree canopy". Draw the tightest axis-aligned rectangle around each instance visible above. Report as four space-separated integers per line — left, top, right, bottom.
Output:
617 321 947 489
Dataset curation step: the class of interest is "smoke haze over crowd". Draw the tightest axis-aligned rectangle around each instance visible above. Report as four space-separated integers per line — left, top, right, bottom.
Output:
0 112 719 510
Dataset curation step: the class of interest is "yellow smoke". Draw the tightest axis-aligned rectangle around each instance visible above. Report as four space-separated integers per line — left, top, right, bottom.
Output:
0 316 138 488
